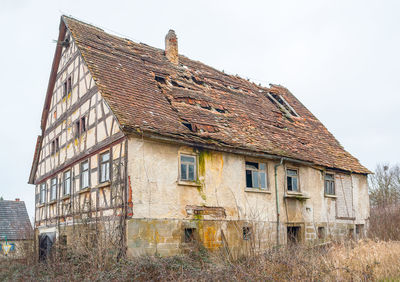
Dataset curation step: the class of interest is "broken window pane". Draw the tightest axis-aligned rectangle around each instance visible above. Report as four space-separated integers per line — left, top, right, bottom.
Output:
245 161 267 190
287 169 299 192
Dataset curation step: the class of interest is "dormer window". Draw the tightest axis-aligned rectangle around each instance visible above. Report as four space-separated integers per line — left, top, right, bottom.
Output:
267 92 299 118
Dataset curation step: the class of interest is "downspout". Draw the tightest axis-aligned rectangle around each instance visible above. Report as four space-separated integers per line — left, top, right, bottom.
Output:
274 158 284 246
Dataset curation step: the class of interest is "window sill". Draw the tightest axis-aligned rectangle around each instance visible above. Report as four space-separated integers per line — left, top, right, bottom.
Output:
245 188 271 194
78 187 91 194
178 181 201 187
284 192 310 200
49 200 57 205
96 181 111 189
37 203 45 208
62 195 71 200
324 194 337 199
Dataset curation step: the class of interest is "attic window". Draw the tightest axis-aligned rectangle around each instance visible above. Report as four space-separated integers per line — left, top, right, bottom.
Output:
63 76 72 97
267 92 299 117
74 116 87 138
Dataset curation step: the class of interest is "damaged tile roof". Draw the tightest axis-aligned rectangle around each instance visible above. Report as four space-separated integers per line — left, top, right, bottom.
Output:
62 16 369 174
0 200 32 240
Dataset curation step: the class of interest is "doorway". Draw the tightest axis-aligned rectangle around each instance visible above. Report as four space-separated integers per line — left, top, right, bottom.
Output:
287 226 301 244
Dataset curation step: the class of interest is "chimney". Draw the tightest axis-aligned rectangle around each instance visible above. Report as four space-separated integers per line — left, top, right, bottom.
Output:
15 198 20 202
165 30 178 65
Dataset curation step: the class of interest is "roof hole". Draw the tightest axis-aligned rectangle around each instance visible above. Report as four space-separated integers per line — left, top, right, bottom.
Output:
182 122 194 132
171 80 184 88
155 76 166 84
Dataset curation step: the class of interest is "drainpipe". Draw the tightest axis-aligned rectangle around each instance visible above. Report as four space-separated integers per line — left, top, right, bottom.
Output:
274 158 284 246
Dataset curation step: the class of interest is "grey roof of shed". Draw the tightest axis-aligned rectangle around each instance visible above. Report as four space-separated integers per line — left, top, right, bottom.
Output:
0 201 32 240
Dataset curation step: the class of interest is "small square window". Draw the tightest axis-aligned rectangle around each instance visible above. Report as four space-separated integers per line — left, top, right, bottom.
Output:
180 154 196 181
243 227 252 240
324 173 335 195
287 169 299 192
245 161 267 189
184 228 196 243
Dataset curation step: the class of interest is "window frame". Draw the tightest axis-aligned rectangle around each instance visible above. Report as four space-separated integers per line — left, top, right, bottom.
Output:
286 167 300 192
179 153 197 182
63 75 72 97
74 116 87 138
245 161 268 190
63 170 71 196
243 226 253 241
99 151 111 184
80 160 90 190
324 172 335 196
39 183 46 204
50 177 57 201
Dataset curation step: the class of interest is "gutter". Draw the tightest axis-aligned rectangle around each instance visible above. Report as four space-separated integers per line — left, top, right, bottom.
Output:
274 158 284 246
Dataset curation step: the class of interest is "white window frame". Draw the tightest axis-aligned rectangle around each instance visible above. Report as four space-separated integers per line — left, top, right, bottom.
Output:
179 154 197 182
39 183 46 204
286 168 299 192
99 151 110 183
63 170 71 196
50 177 57 201
80 160 90 189
245 161 268 190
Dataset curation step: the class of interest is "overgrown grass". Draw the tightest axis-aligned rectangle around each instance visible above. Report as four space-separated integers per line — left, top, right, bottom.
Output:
1 239 400 281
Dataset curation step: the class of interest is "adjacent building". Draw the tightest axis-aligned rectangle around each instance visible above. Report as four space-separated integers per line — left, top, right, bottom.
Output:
29 16 370 257
0 199 32 258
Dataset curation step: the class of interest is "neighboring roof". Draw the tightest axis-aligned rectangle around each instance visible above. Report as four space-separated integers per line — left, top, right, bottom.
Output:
0 201 32 240
35 15 370 175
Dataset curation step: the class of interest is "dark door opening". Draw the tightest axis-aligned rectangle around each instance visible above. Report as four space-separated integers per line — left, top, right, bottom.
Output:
287 226 301 244
39 233 54 261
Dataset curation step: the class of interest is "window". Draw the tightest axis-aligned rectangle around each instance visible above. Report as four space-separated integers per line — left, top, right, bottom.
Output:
63 76 72 97
324 173 335 195
245 161 267 189
63 170 71 196
184 228 196 243
99 152 110 183
287 169 299 192
74 116 87 138
318 227 325 239
80 160 90 189
180 154 196 181
51 138 59 155
243 227 252 240
50 177 57 201
40 183 46 204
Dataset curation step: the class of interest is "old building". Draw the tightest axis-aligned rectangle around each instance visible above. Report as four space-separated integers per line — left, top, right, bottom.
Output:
29 16 370 257
0 199 32 258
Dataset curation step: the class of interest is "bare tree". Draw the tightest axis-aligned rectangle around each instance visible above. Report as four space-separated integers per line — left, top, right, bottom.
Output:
369 163 400 208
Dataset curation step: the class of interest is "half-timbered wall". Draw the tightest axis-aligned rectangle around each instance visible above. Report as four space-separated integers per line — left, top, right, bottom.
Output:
34 30 126 229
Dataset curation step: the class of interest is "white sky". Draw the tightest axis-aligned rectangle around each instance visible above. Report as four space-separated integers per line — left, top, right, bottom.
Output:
1 0 399 220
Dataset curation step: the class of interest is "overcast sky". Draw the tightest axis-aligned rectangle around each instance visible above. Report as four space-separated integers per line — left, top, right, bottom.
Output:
1 0 399 220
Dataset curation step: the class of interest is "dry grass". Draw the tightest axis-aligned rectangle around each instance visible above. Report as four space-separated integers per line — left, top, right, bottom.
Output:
1 239 400 281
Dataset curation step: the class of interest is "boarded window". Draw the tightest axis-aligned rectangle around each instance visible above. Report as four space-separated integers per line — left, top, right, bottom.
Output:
287 169 299 192
99 151 110 183
324 173 335 195
245 162 267 189
50 178 57 201
180 155 196 181
63 170 71 196
80 160 90 189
